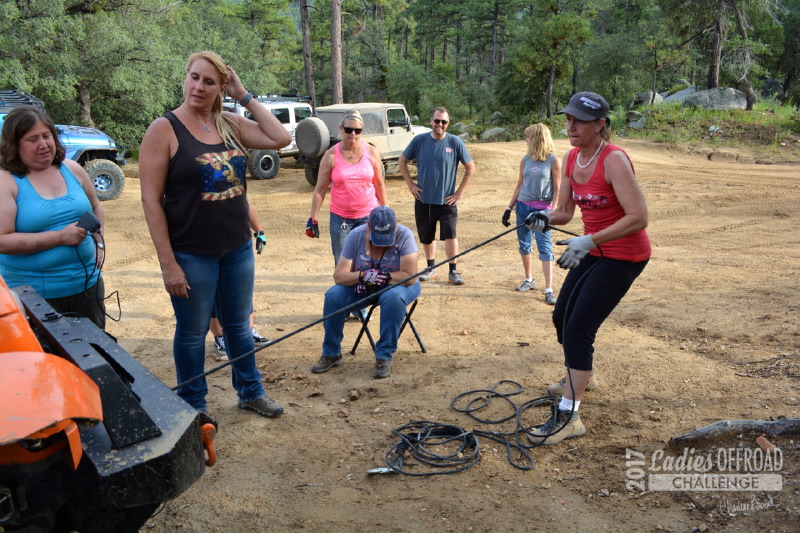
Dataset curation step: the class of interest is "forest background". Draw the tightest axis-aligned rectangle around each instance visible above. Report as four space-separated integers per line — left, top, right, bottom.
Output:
1 0 798 154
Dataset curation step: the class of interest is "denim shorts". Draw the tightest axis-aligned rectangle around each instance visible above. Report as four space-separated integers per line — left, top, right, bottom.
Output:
515 203 554 261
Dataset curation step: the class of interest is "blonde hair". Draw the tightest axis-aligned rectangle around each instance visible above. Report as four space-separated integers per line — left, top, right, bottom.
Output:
184 51 247 155
340 109 364 126
524 123 556 162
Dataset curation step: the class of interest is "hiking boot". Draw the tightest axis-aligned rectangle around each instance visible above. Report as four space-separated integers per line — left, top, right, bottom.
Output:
448 270 465 285
373 359 392 379
238 396 284 418
547 372 598 396
419 268 436 281
214 336 228 361
516 279 535 291
527 406 586 446
545 291 557 305
252 327 269 346
311 355 343 374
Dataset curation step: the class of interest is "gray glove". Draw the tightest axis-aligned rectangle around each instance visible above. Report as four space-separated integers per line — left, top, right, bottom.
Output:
556 235 596 269
524 210 550 232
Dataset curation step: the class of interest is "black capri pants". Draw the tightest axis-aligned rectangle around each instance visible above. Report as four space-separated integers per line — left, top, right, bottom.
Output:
552 255 648 371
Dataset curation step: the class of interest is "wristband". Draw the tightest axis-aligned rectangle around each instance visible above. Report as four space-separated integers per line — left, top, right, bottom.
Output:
254 230 264 237
96 242 105 249
239 91 254 107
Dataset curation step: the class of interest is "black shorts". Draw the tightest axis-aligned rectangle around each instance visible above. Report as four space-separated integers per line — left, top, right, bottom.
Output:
414 200 458 244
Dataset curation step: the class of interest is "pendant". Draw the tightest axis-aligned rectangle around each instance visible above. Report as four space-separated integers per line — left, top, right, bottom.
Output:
203 124 210 133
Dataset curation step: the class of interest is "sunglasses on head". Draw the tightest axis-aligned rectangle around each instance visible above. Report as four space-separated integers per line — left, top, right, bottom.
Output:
343 126 363 134
433 119 449 125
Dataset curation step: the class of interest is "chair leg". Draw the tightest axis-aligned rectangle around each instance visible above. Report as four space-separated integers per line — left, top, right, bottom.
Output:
350 304 378 355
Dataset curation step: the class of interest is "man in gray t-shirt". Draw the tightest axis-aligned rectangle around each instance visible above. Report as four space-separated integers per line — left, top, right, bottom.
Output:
399 107 475 286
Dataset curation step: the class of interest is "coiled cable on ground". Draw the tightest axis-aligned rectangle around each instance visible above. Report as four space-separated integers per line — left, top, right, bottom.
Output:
382 381 564 475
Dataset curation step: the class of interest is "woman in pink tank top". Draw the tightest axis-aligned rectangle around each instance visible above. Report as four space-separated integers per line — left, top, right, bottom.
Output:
307 110 386 265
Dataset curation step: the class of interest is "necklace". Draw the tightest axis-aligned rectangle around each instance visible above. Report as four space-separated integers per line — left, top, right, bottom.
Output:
576 140 605 169
181 106 212 133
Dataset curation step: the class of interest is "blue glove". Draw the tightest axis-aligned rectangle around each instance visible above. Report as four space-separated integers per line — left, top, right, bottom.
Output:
306 218 319 238
524 210 550 232
254 231 266 254
556 235 596 269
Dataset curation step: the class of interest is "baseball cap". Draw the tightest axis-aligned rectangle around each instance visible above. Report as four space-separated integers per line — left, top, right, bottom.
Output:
556 92 610 121
368 206 396 247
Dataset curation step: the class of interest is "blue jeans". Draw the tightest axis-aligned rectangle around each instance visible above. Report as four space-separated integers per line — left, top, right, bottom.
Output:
322 282 421 360
515 203 554 261
171 241 265 411
329 212 369 265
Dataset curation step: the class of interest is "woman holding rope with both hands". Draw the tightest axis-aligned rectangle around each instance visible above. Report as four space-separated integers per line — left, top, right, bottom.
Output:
140 51 291 421
524 92 651 445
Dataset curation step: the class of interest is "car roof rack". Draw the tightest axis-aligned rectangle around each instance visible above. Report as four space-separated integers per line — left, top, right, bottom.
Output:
222 94 313 105
0 89 46 111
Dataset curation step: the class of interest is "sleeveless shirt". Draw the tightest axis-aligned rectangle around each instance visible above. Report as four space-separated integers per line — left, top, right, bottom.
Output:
329 140 379 219
565 144 651 262
0 165 100 298
163 112 250 255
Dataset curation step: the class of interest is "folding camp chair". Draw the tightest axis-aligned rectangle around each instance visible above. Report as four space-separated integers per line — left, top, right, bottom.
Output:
349 299 427 355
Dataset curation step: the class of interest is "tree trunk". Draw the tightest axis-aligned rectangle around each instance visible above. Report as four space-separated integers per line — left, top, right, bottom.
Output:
455 19 462 80
77 81 94 128
707 0 727 89
545 63 556 118
731 0 757 110
331 0 343 104
300 0 316 106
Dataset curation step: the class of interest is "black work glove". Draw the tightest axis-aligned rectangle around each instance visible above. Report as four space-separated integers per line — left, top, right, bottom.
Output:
306 218 319 238
254 231 266 254
501 207 512 227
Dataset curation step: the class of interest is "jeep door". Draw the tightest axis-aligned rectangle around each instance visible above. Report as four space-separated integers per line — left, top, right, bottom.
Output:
386 107 415 157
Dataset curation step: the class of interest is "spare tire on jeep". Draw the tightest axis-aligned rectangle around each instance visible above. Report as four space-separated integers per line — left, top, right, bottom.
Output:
248 150 280 180
296 117 330 159
85 159 125 201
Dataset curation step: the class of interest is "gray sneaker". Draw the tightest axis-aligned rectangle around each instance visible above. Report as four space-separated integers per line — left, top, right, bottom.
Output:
373 359 392 378
547 372 598 395
545 291 557 305
311 355 343 373
448 270 465 285
527 406 586 446
238 396 284 418
515 279 535 291
419 267 436 281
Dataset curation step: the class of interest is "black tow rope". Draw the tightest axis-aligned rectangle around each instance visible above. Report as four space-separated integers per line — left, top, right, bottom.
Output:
379 381 561 475
172 222 578 391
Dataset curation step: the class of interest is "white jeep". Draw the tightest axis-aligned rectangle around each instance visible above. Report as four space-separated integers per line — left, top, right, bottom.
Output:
223 94 313 180
295 103 430 186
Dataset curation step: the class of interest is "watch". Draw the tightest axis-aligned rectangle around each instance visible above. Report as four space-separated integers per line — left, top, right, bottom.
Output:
239 91 254 107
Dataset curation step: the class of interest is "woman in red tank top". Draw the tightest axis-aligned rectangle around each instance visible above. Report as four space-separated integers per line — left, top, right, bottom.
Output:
524 92 651 447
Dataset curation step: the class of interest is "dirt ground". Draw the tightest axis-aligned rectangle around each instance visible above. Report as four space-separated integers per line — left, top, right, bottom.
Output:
105 138 798 532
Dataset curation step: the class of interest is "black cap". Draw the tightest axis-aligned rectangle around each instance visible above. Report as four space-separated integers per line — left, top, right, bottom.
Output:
556 92 610 121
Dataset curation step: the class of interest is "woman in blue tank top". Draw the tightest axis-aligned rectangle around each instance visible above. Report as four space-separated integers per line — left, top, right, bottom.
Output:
140 51 292 421
0 106 106 329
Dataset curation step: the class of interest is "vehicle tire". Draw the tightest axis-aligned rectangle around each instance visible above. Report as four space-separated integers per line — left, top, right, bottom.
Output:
296 117 330 159
304 162 320 187
84 159 125 201
248 150 281 180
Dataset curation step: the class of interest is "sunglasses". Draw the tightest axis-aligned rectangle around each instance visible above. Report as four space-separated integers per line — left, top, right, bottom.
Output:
433 119 449 125
343 127 363 134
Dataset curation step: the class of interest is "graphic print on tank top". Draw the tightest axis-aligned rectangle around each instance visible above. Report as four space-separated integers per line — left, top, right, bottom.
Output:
197 149 247 201
573 193 609 210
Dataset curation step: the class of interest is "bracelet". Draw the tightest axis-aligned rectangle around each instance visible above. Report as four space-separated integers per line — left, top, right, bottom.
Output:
239 91 254 107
